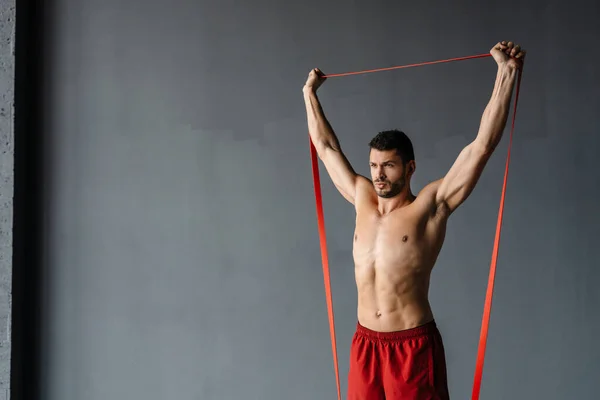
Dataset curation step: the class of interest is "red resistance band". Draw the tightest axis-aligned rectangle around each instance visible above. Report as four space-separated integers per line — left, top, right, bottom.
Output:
308 53 523 400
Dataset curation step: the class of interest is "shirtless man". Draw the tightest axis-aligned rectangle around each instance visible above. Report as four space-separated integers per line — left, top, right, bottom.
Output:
303 41 525 399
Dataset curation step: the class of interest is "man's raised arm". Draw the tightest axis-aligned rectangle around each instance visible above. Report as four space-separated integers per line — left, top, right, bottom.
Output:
303 68 362 205
435 41 526 214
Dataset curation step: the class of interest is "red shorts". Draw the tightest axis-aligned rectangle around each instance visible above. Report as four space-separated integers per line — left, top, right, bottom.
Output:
347 320 450 400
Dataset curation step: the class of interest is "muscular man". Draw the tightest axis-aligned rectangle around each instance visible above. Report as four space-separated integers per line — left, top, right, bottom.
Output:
303 41 525 399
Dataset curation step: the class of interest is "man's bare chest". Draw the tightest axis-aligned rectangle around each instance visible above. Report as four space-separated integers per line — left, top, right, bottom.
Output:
352 209 429 263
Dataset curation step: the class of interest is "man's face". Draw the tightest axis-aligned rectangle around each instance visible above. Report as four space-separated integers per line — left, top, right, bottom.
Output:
369 149 411 198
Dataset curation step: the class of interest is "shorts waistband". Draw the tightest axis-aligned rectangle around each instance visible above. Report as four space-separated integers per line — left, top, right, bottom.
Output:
355 320 438 341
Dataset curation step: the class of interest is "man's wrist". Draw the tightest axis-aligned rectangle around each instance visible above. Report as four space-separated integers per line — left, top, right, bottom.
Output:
303 85 317 95
497 61 520 73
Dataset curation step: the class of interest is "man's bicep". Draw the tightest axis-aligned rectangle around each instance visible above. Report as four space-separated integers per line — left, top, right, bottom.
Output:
435 142 491 213
319 146 360 204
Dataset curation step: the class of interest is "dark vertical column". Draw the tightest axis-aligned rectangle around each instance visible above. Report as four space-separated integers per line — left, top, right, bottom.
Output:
11 0 50 398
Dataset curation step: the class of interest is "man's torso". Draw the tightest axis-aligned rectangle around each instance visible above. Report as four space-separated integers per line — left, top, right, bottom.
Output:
352 178 449 332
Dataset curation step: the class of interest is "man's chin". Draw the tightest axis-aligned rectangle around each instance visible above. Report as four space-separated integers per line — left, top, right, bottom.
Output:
376 189 395 199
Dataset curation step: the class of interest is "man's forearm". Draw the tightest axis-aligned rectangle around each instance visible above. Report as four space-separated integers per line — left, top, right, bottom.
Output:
303 87 340 151
474 64 519 152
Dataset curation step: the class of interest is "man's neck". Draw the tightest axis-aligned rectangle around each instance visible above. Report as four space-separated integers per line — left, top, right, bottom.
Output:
377 189 415 215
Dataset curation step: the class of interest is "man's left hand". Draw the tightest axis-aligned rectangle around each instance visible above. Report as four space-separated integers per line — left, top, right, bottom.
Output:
491 41 526 70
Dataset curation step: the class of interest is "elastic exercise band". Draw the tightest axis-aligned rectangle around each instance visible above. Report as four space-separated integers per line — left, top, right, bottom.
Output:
309 140 341 399
471 64 523 400
322 53 491 78
308 53 523 400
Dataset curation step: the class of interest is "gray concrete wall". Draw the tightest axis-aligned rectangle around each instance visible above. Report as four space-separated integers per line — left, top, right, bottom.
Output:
0 0 14 398
38 0 599 399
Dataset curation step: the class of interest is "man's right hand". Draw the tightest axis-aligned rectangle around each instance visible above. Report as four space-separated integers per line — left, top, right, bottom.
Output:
303 68 327 93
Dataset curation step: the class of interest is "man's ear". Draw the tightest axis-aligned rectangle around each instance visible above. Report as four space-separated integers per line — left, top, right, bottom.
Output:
407 160 416 177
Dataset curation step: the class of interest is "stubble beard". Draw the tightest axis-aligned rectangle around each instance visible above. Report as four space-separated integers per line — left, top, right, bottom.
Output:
375 176 406 199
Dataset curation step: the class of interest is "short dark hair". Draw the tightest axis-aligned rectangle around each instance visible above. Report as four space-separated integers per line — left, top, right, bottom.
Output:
368 129 414 164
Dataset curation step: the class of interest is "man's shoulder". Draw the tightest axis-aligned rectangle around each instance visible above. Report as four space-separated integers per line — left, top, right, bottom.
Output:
353 176 378 209
415 179 442 203
415 179 450 218
355 174 373 186
354 175 375 196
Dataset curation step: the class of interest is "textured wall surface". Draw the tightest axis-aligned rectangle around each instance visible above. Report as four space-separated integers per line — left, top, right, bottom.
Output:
0 0 14 398
38 0 599 399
